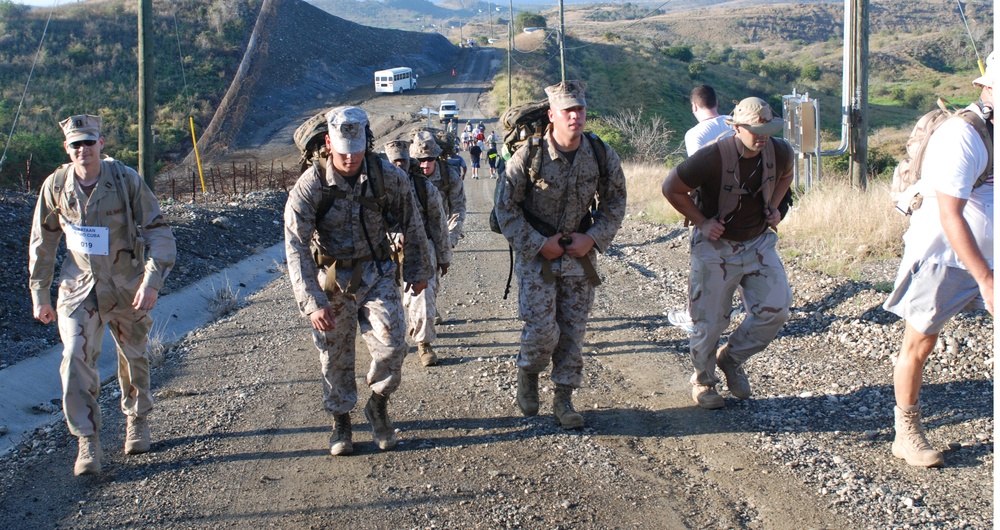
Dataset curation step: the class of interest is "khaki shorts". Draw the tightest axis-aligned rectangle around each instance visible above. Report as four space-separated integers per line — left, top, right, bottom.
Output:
883 261 986 335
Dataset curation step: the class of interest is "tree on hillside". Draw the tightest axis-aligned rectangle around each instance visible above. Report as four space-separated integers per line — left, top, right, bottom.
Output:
515 12 545 33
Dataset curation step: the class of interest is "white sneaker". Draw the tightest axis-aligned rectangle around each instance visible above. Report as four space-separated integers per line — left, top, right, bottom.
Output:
667 309 694 333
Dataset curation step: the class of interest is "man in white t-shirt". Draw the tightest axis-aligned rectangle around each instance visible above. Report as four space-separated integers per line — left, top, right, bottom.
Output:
684 85 732 156
882 53 994 468
668 85 734 333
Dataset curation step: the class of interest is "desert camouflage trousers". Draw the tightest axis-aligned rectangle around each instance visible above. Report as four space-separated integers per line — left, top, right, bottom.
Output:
689 228 791 387
516 273 596 387
57 289 153 437
312 268 408 415
403 270 439 344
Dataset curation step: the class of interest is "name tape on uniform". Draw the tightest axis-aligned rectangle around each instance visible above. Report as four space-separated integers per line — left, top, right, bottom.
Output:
65 224 109 256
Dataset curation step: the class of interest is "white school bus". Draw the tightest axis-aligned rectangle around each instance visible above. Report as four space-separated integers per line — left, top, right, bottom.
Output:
374 67 417 94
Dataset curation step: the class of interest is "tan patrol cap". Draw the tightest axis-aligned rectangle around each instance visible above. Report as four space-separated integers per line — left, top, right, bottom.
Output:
59 115 102 143
325 106 368 155
544 80 587 110
384 140 410 164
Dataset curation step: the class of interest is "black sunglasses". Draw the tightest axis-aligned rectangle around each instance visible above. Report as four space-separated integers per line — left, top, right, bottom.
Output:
417 157 436 163
69 139 97 149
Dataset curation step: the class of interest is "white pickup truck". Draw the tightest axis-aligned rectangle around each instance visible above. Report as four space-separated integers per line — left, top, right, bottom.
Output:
439 100 459 123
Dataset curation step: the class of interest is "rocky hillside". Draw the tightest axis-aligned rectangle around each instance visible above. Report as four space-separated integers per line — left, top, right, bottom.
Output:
197 0 459 158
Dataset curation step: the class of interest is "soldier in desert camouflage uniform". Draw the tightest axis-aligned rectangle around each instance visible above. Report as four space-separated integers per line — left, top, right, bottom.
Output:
494 80 627 429
29 114 177 476
661 97 794 410
384 136 452 367
285 107 433 456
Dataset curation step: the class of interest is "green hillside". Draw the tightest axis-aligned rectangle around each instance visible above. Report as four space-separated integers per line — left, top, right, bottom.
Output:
0 0 260 189
481 0 992 174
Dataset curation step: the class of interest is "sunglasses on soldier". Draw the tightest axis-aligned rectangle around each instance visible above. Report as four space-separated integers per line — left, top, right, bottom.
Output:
69 139 97 149
417 157 436 163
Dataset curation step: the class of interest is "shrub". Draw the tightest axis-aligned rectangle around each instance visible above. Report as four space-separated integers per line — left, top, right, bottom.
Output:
662 45 693 62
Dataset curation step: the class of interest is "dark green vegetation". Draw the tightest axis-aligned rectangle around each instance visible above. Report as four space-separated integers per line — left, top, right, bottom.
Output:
0 0 260 189
485 0 992 175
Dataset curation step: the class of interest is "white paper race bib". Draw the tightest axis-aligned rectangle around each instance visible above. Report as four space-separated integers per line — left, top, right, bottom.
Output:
65 224 109 256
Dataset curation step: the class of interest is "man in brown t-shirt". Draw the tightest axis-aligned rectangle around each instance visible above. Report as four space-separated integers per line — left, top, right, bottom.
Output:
661 97 794 409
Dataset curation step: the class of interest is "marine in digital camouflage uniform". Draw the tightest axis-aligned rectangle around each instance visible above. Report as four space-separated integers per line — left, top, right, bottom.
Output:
423 141 465 250
28 114 176 476
385 137 452 367
284 107 433 456
494 80 627 429
662 97 794 410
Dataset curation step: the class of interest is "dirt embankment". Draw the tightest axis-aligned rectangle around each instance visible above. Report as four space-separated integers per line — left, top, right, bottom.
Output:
195 0 459 161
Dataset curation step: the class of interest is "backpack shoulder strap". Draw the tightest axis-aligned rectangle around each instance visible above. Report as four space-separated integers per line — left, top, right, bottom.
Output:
365 152 386 209
715 136 744 221
759 138 778 207
956 109 993 188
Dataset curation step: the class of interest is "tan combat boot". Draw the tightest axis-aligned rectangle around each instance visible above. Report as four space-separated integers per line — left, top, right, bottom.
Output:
717 345 751 399
516 368 539 416
74 434 102 476
418 342 439 367
692 384 726 409
553 384 584 430
124 415 151 455
329 413 353 456
892 405 944 468
364 392 398 450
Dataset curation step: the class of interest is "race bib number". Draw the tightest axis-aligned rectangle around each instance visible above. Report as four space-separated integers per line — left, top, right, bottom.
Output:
65 224 109 256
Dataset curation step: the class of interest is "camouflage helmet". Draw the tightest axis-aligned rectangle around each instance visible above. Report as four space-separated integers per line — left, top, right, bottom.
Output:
409 130 443 159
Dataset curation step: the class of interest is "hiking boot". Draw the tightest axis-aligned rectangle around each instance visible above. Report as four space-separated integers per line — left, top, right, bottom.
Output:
364 392 398 451
516 368 539 416
692 384 725 409
329 413 353 456
717 345 751 400
74 435 101 476
553 384 584 429
892 405 944 468
124 415 151 455
418 342 439 367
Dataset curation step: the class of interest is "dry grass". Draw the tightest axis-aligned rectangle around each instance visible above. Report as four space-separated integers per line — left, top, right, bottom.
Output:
780 178 908 279
623 162 684 224
621 161 908 279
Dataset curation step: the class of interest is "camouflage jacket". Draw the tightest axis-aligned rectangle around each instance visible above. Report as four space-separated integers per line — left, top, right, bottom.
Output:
284 156 433 316
29 159 176 315
427 162 466 248
405 174 452 269
495 130 627 278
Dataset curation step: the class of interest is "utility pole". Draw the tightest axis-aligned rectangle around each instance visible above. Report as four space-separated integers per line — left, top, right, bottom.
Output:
848 0 869 189
488 1 493 41
558 0 565 82
138 0 155 189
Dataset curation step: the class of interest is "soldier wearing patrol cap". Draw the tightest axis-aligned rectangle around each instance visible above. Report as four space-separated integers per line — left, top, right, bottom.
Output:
494 80 627 430
384 139 410 169
284 106 434 456
401 132 453 366
29 114 177 475
662 96 794 410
